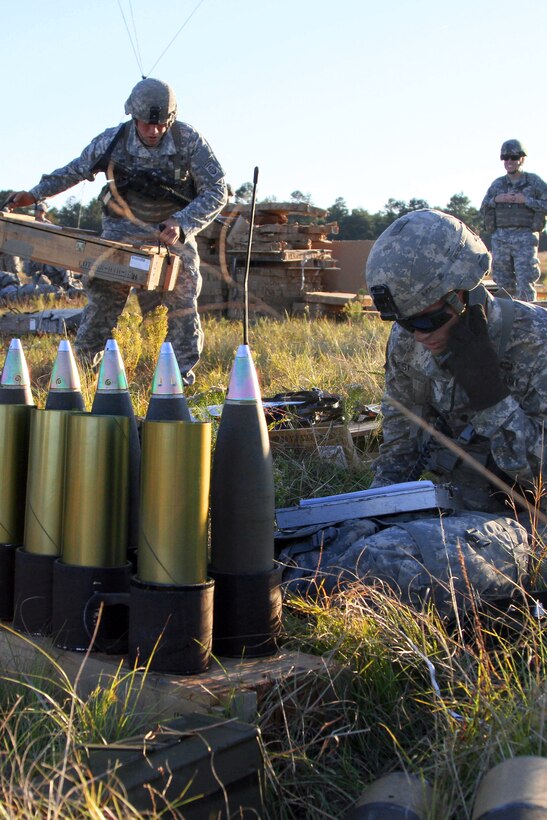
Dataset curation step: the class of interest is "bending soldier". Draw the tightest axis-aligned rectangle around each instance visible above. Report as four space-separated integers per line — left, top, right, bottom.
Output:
366 209 547 523
7 78 228 383
480 139 547 302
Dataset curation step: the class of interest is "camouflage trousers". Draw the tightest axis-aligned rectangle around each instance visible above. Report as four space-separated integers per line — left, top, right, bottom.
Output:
74 217 203 383
491 228 540 302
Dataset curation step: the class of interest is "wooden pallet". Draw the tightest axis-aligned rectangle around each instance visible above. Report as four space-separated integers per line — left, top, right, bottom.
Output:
0 625 329 723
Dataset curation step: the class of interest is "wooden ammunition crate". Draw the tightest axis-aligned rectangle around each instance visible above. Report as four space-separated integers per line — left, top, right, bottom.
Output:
83 713 263 817
0 213 180 290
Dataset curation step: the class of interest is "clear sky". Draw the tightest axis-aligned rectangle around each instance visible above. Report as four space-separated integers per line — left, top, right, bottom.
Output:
3 0 546 214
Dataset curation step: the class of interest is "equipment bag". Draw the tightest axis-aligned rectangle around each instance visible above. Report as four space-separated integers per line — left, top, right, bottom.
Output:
277 511 530 619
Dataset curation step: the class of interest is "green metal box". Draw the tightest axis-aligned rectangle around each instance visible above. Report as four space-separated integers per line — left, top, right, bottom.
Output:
84 712 264 817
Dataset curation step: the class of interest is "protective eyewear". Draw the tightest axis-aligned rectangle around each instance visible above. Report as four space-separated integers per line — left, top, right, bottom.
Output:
501 154 521 161
369 284 400 320
396 304 455 334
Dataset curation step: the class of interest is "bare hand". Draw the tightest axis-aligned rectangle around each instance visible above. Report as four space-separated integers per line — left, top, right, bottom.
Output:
159 218 181 246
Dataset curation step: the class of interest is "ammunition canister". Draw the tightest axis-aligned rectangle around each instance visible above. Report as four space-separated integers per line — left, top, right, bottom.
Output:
91 340 140 550
209 344 279 658
0 404 33 544
62 413 129 568
128 577 214 674
24 409 70 556
51 560 131 652
13 549 57 635
138 420 211 585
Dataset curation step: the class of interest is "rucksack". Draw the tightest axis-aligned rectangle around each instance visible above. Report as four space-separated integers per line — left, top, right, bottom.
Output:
276 511 530 619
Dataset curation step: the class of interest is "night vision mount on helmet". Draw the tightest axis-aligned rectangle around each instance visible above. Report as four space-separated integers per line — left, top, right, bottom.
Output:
365 209 491 319
124 78 177 127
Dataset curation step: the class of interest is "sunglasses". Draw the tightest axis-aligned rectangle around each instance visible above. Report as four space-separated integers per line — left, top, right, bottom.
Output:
396 304 455 334
501 154 522 161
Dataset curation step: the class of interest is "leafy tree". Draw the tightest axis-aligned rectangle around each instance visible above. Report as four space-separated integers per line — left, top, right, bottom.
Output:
234 182 254 203
338 208 375 240
290 190 313 204
443 192 481 233
326 197 348 224
383 198 430 220
50 196 102 232
407 197 429 212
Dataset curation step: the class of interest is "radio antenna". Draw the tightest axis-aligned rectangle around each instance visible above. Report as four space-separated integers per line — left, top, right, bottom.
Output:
243 166 259 345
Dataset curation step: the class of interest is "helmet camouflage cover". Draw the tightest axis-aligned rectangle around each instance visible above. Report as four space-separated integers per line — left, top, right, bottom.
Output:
500 138 527 158
365 209 491 318
124 78 177 126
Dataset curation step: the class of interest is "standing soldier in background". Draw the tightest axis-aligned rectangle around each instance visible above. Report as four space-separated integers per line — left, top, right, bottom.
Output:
480 139 547 302
7 78 228 384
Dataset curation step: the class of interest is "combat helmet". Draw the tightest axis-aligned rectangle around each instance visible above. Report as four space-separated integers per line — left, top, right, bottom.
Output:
500 139 527 158
124 78 177 126
366 209 491 319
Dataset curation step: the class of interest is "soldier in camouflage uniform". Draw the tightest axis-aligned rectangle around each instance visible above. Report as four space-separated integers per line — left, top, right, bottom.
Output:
480 139 547 302
366 209 547 517
7 78 228 383
277 211 545 613
276 210 542 615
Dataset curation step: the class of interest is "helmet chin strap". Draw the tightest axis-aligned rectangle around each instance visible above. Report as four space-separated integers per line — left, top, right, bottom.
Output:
444 291 466 315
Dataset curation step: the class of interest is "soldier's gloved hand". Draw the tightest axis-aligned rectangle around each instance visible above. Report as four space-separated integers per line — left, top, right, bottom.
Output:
444 304 510 411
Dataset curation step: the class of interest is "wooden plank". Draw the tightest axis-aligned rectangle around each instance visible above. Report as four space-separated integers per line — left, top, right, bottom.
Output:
255 222 338 237
304 291 373 307
280 249 330 262
347 419 381 438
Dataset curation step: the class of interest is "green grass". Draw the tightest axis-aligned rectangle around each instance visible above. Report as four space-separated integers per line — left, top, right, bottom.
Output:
0 297 545 818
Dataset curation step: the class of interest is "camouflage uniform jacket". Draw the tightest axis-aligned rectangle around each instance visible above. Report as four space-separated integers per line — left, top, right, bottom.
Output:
480 171 547 232
371 291 547 500
29 120 227 241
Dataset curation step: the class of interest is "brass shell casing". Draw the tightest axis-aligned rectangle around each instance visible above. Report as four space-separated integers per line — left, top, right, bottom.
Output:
0 405 33 544
24 409 70 556
138 420 211 586
62 413 129 568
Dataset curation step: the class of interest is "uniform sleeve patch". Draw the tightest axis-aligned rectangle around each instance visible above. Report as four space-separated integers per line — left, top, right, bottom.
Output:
205 160 222 178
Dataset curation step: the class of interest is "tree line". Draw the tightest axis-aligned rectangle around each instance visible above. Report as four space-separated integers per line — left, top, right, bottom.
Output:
2 187 544 249
0 187 482 237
